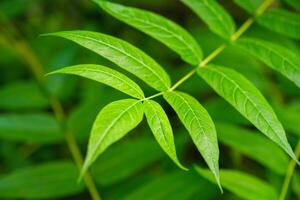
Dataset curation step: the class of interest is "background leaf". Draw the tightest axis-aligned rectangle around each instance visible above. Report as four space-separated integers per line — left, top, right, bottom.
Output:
82 99 144 176
144 100 185 170
284 0 300 11
0 161 84 199
48 64 144 99
163 91 220 188
237 38 300 88
44 31 171 91
97 0 203 65
195 166 278 200
181 0 236 39
197 65 297 162
233 0 262 14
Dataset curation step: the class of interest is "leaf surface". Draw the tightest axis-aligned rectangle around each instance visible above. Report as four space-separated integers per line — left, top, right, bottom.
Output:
97 0 203 65
257 9 300 40
195 166 278 200
0 161 84 199
181 0 235 39
144 100 186 170
43 31 170 91
197 65 298 162
233 0 262 14
163 91 220 188
48 64 144 99
82 99 144 176
237 38 300 88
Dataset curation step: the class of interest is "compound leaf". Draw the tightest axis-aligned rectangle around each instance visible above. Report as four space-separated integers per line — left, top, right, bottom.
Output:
97 0 203 65
195 166 278 200
163 91 221 189
257 9 300 40
144 100 186 170
48 64 144 99
181 0 236 39
43 31 170 91
237 38 300 88
197 65 298 163
0 161 84 199
81 99 144 177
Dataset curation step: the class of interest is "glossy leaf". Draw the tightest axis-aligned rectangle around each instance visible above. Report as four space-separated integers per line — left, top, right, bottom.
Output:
181 0 236 39
0 113 62 143
144 100 186 170
233 0 262 14
48 64 144 99
216 122 289 175
0 161 84 199
163 91 220 188
43 31 171 91
81 99 144 177
284 0 300 11
237 38 300 88
97 0 203 65
257 9 300 40
195 166 278 200
197 65 298 163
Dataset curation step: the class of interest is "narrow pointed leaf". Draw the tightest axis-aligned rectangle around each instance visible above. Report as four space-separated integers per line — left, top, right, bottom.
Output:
48 64 144 99
144 100 186 170
181 0 236 39
233 0 262 14
43 31 170 91
216 122 289 175
197 65 298 163
82 99 144 176
257 9 300 40
163 91 220 188
195 166 278 200
97 1 203 65
284 0 300 11
237 38 300 88
0 161 84 199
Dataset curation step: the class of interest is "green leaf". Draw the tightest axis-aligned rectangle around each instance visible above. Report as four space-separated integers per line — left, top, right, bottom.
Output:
181 0 236 39
0 161 84 199
163 91 221 189
0 81 49 110
81 99 144 177
237 38 300 88
97 0 203 65
233 0 262 14
284 0 300 11
257 9 300 40
197 64 298 163
43 31 171 91
195 166 278 200
124 171 218 200
0 113 63 143
48 64 144 99
144 100 186 170
293 173 300 199
216 122 289 175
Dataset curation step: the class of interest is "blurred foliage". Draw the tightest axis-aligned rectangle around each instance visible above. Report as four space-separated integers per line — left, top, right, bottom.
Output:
0 0 299 199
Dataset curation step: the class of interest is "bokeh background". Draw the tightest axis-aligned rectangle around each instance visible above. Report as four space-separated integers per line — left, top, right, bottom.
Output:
0 0 299 199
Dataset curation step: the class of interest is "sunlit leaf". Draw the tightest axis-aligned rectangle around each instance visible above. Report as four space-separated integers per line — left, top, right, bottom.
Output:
237 38 300 88
195 166 278 200
81 99 144 177
97 0 203 65
0 161 84 199
48 64 144 99
216 122 289 175
144 100 186 170
163 91 220 188
233 0 262 14
0 113 62 143
197 64 298 163
257 9 300 40
181 0 236 39
43 31 171 91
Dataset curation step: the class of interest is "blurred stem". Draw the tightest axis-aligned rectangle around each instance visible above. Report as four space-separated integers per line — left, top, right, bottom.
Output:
0 19 101 200
279 140 300 200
